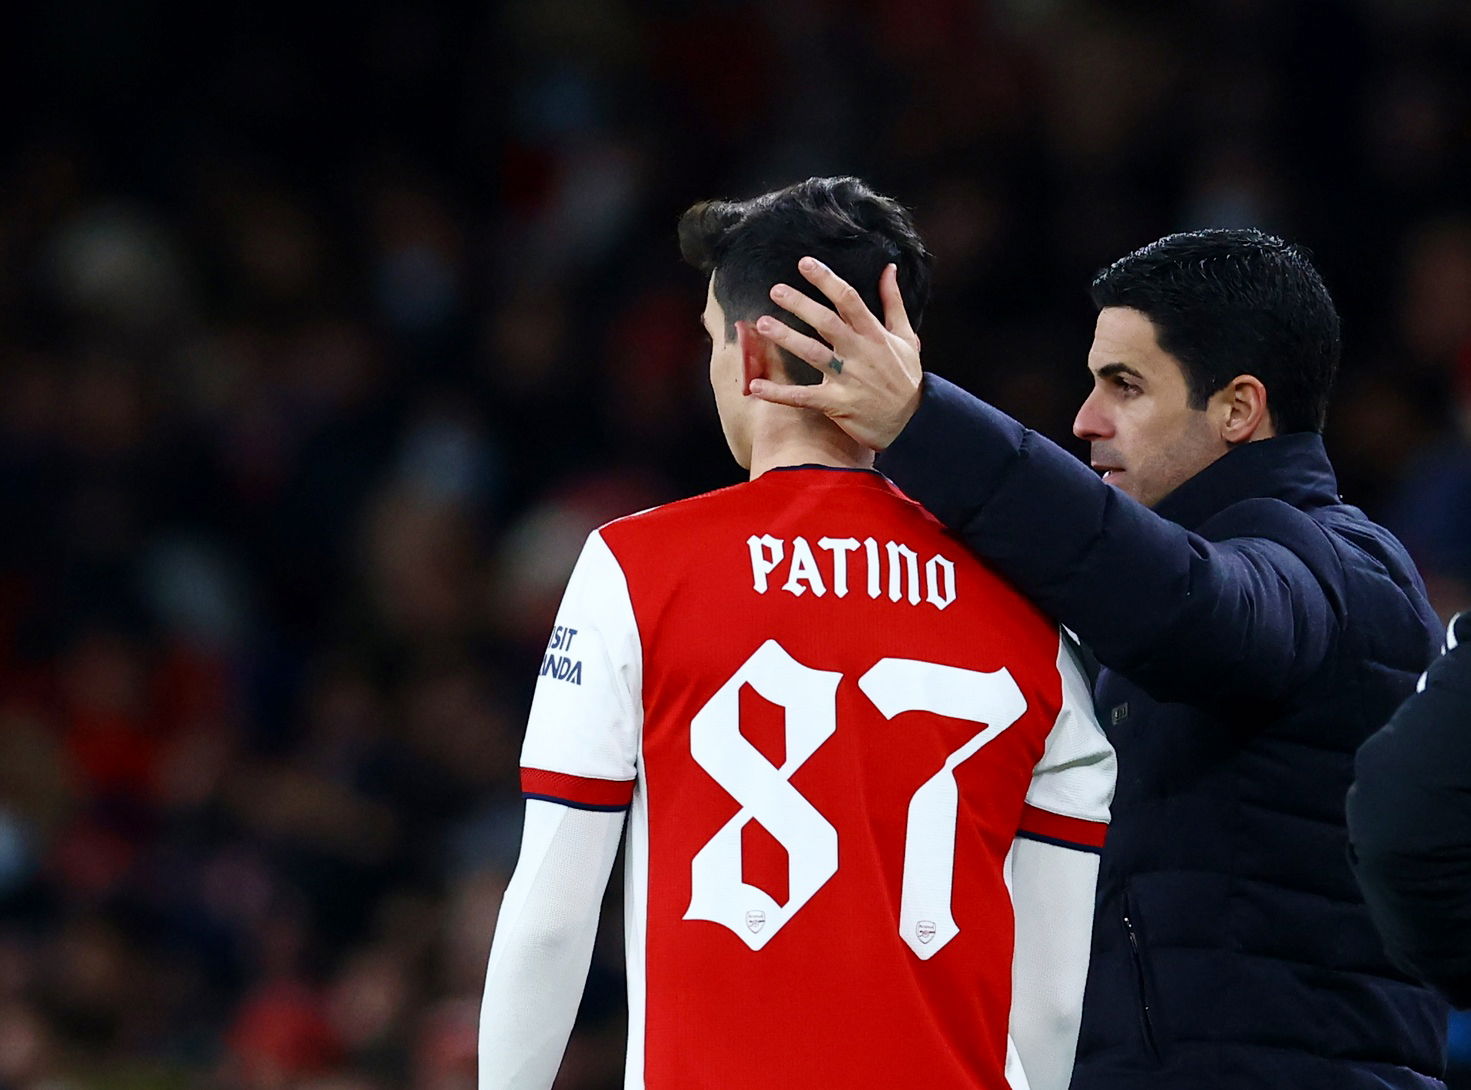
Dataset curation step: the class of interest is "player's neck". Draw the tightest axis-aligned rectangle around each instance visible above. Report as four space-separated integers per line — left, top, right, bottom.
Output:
746 409 874 479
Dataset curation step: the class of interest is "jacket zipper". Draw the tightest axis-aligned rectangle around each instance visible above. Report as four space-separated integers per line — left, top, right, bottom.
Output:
1122 906 1162 1061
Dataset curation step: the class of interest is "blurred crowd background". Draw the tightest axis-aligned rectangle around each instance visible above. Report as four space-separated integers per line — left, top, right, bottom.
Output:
0 0 1468 1087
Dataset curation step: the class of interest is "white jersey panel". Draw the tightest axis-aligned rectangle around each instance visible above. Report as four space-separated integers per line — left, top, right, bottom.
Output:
1025 634 1116 825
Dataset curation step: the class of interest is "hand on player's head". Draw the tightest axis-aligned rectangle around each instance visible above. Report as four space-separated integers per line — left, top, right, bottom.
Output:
750 259 924 452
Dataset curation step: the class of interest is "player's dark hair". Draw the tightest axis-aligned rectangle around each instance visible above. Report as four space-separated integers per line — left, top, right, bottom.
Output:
679 176 932 385
1090 228 1340 434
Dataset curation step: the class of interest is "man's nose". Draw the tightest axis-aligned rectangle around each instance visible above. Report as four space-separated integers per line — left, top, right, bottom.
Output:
1073 388 1112 441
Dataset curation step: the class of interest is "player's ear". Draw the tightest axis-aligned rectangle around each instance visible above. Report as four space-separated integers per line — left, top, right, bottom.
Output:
735 319 773 396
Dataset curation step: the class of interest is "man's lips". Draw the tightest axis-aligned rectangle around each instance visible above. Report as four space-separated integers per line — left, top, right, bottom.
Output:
1091 463 1123 481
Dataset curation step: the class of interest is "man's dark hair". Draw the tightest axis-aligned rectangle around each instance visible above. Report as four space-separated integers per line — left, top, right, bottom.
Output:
679 176 932 385
1090 228 1340 434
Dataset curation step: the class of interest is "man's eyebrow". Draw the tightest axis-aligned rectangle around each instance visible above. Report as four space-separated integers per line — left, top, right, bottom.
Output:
1095 361 1145 380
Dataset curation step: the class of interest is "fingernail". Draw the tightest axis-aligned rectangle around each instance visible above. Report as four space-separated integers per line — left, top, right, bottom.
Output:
799 256 819 272
770 284 788 299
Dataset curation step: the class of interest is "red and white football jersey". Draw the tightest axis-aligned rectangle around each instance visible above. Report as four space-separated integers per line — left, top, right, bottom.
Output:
521 467 1113 1090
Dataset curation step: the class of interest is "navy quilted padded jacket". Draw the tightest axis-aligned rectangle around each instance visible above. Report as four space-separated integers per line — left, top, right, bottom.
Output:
879 376 1448 1089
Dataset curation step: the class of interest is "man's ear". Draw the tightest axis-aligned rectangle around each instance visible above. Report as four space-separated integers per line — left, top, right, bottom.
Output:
1216 374 1274 444
734 319 772 396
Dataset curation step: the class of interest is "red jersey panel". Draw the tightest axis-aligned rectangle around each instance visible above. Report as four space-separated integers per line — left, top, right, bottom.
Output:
520 467 1112 1090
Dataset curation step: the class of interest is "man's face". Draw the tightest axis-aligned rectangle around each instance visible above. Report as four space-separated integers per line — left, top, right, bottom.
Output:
1073 306 1230 509
703 278 751 468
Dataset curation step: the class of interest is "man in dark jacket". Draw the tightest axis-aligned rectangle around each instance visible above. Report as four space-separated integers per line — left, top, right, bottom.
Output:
745 229 1449 1088
1350 611 1471 1008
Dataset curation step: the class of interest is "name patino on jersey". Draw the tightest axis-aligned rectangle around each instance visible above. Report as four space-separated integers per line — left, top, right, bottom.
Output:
747 533 956 610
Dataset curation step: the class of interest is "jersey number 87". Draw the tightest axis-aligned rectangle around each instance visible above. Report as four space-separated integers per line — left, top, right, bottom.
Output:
684 639 1026 959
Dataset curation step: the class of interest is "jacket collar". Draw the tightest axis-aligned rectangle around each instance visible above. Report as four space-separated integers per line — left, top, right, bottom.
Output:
1151 433 1340 531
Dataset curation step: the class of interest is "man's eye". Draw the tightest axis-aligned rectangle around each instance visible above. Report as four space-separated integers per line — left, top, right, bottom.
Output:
1114 378 1139 395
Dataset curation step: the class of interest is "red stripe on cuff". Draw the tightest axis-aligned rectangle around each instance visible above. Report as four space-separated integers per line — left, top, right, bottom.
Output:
521 767 635 809
1019 803 1108 849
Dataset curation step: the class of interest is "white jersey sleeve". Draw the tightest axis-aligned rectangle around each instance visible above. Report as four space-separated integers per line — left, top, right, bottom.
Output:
1017 633 1116 849
480 528 646 1089
1006 838 1100 1090
479 800 625 1090
1007 631 1115 1090
520 529 643 809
